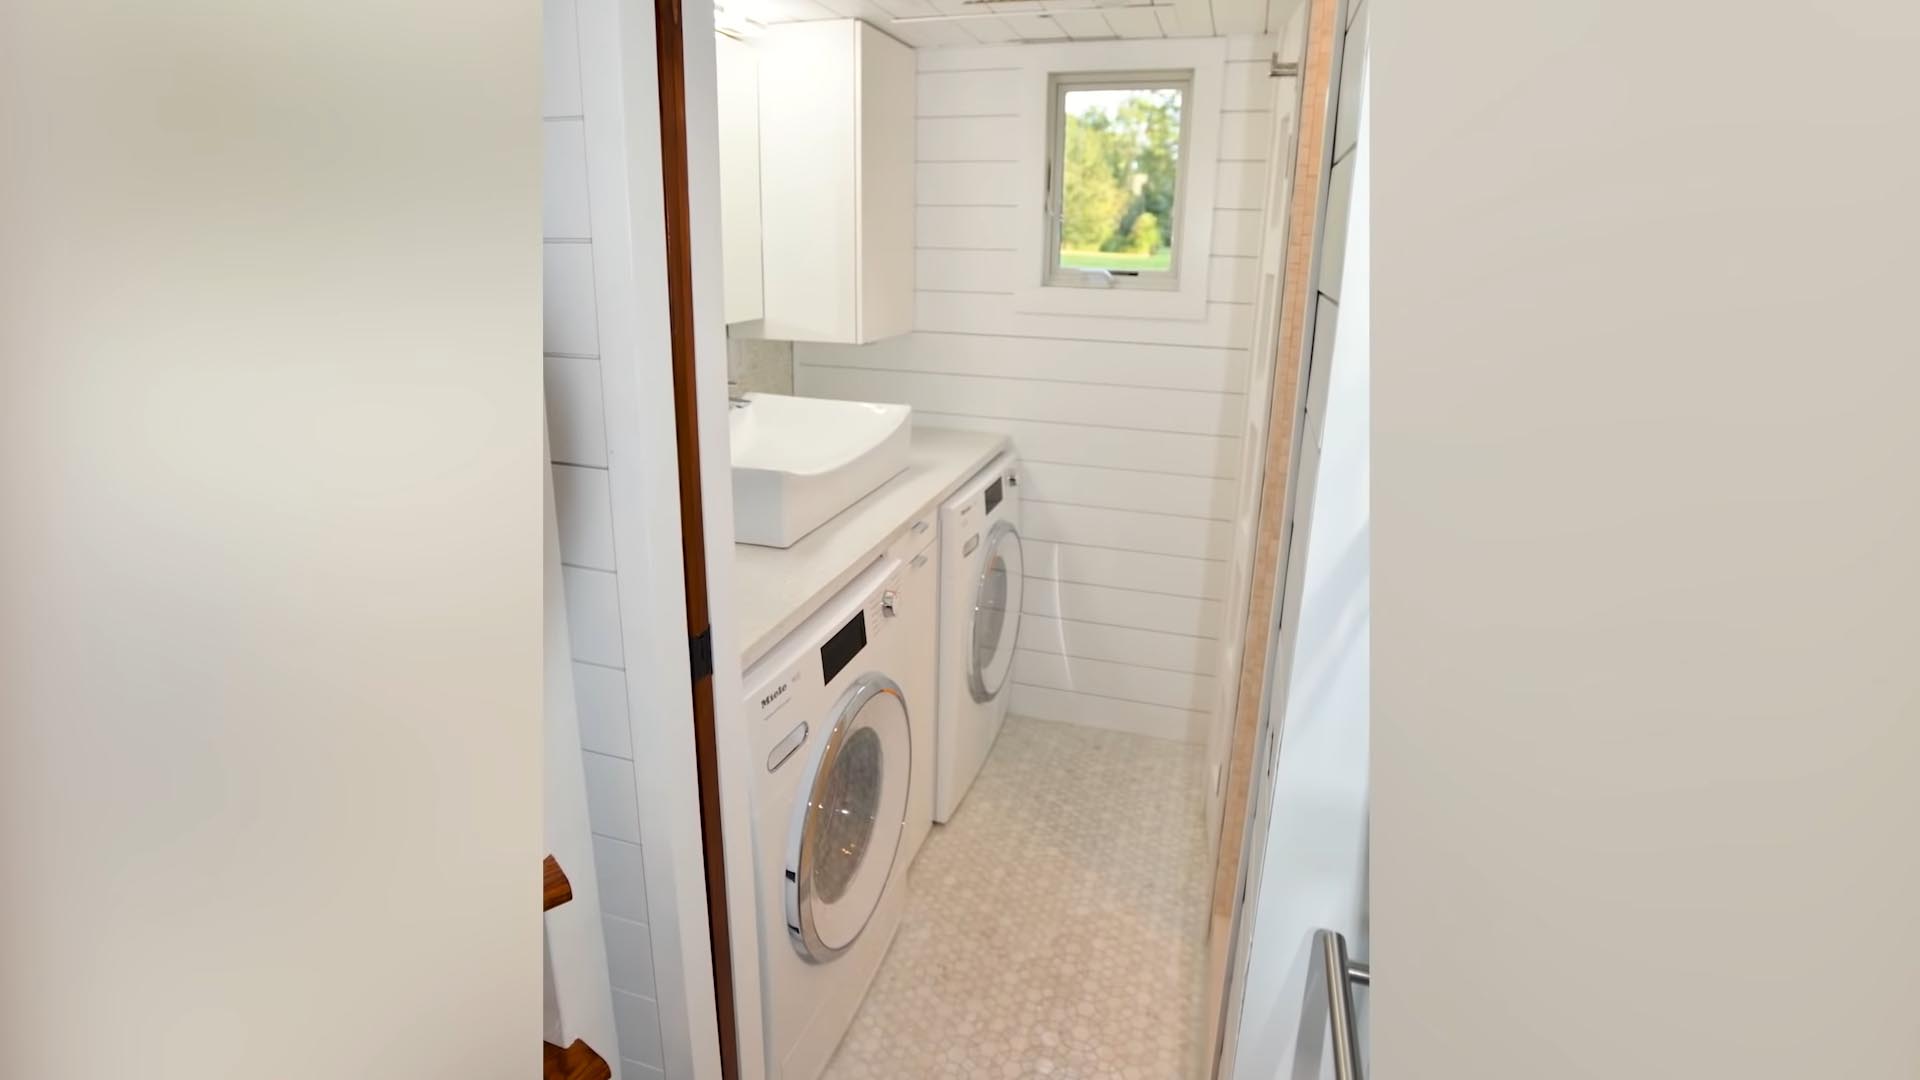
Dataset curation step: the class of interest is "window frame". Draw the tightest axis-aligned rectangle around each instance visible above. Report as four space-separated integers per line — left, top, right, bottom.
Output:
1009 38 1228 323
1044 70 1195 292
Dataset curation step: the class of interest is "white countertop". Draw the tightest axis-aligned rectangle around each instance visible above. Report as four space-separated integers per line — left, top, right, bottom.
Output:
732 426 1008 668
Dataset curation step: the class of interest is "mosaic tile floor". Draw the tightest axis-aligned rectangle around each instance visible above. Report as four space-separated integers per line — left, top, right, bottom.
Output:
822 715 1213 1080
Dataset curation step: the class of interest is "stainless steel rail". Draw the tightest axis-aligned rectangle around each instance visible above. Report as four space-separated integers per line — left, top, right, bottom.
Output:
1292 929 1369 1080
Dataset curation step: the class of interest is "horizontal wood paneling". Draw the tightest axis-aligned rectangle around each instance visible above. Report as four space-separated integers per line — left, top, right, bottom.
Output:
789 38 1276 737
1208 255 1258 304
1013 650 1215 711
917 205 1022 250
1025 578 1224 637
797 365 1245 435
917 116 1021 160
1219 110 1273 160
1214 159 1269 211
916 248 1015 291
1010 683 1207 742
1025 540 1230 600
799 332 1246 392
915 290 1254 348
913 413 1242 478
1222 58 1275 110
918 69 1025 116
915 48 1022 74
1212 208 1265 256
917 162 1024 207
1023 501 1235 560
1019 461 1238 519
1018 614 1219 674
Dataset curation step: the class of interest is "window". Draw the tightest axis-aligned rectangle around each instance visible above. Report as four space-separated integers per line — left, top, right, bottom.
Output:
1045 71 1192 290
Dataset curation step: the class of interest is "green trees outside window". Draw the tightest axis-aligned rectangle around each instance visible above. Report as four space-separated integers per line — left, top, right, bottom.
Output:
1057 86 1183 272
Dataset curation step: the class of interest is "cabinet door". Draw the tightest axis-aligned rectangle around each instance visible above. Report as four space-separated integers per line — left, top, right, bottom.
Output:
759 21 858 343
715 32 763 325
853 21 915 343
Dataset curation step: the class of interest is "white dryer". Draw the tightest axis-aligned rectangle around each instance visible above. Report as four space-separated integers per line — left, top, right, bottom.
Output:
742 557 919 1080
933 453 1024 823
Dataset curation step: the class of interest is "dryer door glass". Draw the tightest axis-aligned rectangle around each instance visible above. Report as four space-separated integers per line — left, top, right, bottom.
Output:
789 674 911 961
968 521 1024 704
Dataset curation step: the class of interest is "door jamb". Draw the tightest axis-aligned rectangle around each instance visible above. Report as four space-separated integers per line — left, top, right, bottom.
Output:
1205 0 1347 1072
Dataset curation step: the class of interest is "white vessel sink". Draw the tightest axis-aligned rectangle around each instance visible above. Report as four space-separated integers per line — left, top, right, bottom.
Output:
729 393 913 548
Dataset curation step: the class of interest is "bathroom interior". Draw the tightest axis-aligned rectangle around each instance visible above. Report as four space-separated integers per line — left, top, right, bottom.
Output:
542 0 1369 1075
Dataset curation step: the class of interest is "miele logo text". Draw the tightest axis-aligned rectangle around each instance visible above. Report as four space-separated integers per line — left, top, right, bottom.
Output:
761 682 788 709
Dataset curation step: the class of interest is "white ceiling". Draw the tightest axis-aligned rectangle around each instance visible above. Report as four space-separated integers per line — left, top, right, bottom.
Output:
725 0 1300 49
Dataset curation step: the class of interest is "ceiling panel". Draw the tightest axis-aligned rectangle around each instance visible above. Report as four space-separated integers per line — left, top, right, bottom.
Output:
739 0 1277 47
1209 0 1268 35
1052 9 1117 38
1168 0 1215 35
1103 6 1166 38
961 16 1026 42
998 11 1072 39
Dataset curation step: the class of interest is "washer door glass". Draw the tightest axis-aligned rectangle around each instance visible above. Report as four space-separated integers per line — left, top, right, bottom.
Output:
968 521 1024 704
787 675 911 962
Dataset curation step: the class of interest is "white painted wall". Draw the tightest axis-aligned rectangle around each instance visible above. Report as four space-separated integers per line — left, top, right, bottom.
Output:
1228 11 1367 1074
796 34 1281 744
544 0 728 1074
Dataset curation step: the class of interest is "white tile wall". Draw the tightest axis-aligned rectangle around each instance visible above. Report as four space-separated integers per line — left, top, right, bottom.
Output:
543 0 663 1068
544 355 608 467
796 37 1279 742
572 661 633 758
593 835 652 924
612 989 665 1074
544 120 593 239
560 566 624 668
601 913 658 995
543 0 584 117
542 243 600 356
553 463 617 571
582 750 643 844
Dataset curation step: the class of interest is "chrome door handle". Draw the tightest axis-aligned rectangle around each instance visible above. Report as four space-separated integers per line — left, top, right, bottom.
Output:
1293 929 1369 1080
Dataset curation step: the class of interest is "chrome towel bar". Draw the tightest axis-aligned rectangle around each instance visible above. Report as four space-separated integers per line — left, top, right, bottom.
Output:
1293 928 1369 1080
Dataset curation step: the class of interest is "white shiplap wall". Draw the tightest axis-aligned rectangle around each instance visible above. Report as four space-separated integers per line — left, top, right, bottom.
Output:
796 36 1278 743
543 0 666 1075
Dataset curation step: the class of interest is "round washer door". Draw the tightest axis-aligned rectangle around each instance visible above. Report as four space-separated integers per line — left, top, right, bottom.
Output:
967 520 1024 704
786 673 911 962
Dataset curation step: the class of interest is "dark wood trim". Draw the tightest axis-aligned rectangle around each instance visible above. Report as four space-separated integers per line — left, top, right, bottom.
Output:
543 855 573 912
651 0 740 1077
543 1039 613 1080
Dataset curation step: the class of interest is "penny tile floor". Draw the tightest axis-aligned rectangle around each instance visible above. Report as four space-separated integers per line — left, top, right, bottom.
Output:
822 715 1212 1080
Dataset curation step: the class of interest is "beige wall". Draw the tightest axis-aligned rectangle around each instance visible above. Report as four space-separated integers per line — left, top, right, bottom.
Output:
0 1 541 1076
1374 0 1920 1076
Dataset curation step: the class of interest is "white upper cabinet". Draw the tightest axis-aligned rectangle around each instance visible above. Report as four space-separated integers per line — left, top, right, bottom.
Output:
715 32 764 326
756 20 915 345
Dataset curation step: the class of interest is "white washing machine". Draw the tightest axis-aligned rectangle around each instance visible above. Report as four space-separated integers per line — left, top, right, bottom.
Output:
742 557 920 1080
933 453 1024 823
883 511 941 867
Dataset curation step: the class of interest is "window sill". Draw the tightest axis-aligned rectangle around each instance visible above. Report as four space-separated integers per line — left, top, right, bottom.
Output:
1013 277 1211 321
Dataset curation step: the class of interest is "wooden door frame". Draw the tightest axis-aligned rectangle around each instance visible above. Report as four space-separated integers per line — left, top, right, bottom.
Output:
1205 0 1346 1068
653 0 740 1074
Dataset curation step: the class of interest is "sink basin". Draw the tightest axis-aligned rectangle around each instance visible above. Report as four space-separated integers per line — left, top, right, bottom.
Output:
728 392 913 548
